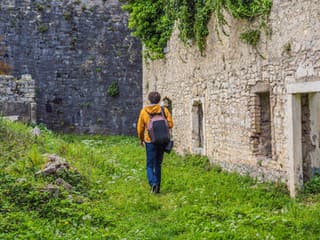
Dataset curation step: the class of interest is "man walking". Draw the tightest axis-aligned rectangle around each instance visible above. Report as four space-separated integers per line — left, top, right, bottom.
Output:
137 92 173 193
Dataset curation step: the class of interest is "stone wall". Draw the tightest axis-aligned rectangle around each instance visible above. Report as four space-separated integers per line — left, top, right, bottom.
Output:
143 0 320 184
0 74 36 122
0 0 142 135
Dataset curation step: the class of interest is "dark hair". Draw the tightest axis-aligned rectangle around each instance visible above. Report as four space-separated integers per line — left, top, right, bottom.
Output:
148 91 161 104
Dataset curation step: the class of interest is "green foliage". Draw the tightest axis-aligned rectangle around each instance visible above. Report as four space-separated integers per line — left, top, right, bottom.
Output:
225 0 272 19
2 119 320 239
303 175 320 194
107 81 120 97
38 24 49 33
178 0 196 43
240 29 260 47
122 0 174 59
123 0 272 58
182 154 210 169
27 145 43 168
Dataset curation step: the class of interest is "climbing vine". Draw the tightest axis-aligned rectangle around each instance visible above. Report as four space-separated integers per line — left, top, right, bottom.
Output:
122 0 175 60
123 0 272 59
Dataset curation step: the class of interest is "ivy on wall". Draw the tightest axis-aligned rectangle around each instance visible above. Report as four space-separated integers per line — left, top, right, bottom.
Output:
122 0 175 60
123 0 272 59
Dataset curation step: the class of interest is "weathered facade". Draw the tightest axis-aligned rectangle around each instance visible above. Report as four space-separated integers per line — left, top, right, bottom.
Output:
144 0 320 196
0 74 36 122
0 0 142 135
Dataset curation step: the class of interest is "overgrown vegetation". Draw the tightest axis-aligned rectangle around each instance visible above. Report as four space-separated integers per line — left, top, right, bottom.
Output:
1 118 320 239
123 0 272 59
303 174 320 194
240 29 260 47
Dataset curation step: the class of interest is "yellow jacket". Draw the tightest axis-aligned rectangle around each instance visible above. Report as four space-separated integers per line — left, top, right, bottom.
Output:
137 104 173 143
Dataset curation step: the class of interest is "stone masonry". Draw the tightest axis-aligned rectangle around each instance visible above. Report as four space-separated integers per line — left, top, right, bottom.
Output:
143 0 320 196
0 0 142 135
0 74 36 122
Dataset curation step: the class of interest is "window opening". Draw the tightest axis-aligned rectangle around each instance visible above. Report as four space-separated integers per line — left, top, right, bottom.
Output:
251 92 272 159
192 100 204 148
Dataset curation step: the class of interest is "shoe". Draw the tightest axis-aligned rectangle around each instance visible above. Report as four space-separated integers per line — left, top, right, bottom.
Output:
151 185 157 193
155 184 160 194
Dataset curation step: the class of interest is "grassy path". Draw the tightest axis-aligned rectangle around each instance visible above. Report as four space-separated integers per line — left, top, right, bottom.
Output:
1 120 320 239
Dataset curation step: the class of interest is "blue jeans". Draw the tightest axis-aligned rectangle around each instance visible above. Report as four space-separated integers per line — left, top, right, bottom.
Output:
145 143 164 187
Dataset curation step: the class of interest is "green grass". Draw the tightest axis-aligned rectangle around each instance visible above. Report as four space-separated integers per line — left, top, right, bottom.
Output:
1 118 320 239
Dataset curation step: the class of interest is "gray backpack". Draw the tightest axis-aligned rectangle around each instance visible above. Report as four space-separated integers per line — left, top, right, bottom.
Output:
147 107 170 144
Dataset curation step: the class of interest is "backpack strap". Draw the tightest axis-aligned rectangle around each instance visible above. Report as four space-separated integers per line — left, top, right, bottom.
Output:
146 110 157 119
146 106 166 119
161 106 167 119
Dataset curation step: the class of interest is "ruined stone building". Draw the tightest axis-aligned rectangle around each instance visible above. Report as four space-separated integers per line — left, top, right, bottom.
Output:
144 0 320 196
1 0 319 196
0 0 142 135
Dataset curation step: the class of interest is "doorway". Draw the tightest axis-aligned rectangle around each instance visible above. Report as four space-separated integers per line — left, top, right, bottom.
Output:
287 82 320 196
